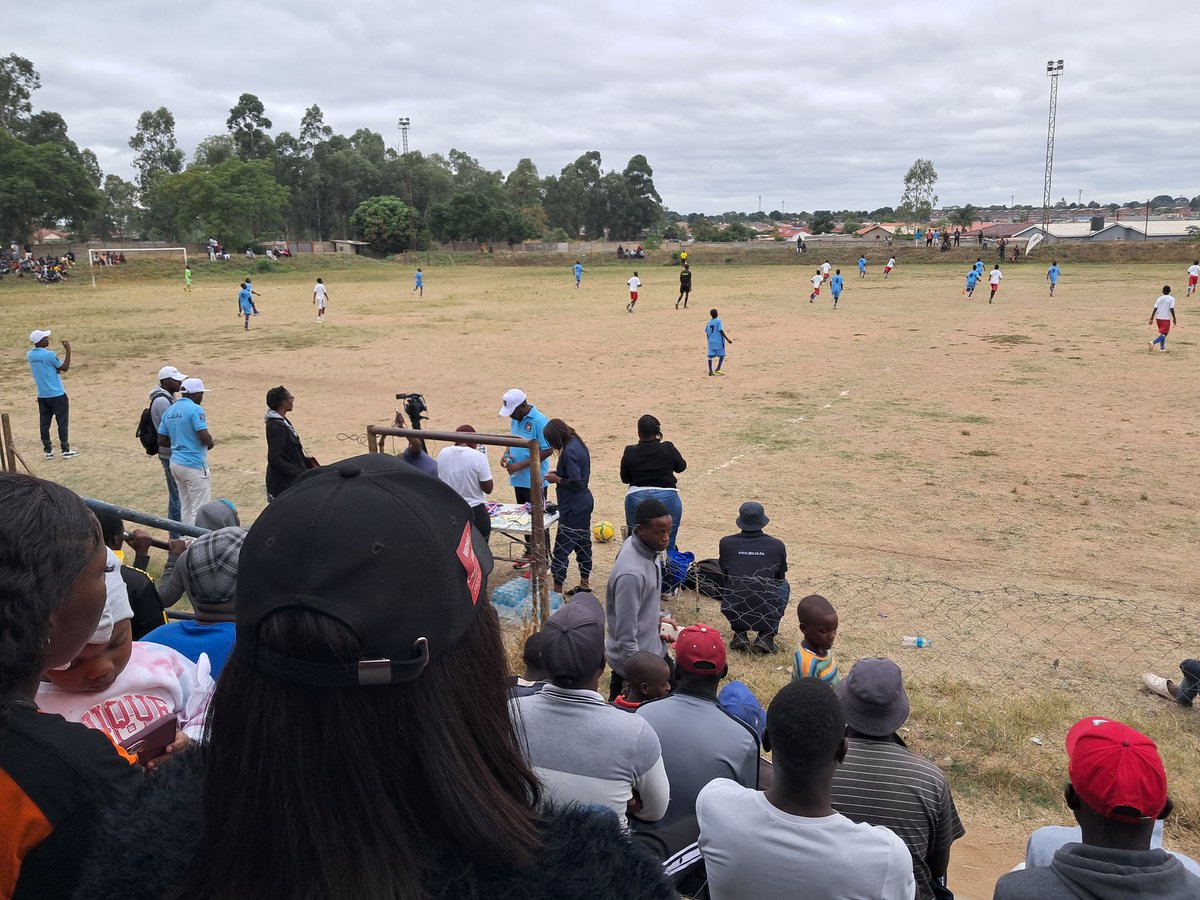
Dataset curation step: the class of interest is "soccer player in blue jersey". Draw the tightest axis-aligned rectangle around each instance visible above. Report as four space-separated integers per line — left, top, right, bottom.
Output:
238 283 254 330
857 255 867 279
706 309 733 376
1047 260 1061 298
829 269 845 308
413 268 424 297
573 260 583 288
964 267 979 299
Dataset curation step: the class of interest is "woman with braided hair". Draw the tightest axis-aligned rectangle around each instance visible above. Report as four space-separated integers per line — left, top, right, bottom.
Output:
0 474 140 897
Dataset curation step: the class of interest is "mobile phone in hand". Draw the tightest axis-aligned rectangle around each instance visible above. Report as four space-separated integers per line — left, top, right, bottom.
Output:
119 716 178 764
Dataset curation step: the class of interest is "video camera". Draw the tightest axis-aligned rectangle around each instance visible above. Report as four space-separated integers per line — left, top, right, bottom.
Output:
395 393 428 452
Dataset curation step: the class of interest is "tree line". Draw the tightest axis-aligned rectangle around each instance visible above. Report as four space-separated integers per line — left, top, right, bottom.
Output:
0 55 664 253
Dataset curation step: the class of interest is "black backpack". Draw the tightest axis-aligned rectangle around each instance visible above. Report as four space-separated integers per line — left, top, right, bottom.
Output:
137 389 171 455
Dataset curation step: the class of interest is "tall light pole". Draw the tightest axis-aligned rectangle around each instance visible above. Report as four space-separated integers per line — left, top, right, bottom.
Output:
397 117 414 251
1041 59 1063 234
396 117 410 156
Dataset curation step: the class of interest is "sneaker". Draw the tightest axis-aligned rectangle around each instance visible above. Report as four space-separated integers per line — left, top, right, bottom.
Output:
675 300 681 309
1142 673 1175 701
44 451 54 460
626 303 632 312
1158 347 1168 352
752 634 779 655
253 311 260 316
730 632 751 653
1149 341 1155 351
708 372 714 376
714 370 725 376
61 449 79 458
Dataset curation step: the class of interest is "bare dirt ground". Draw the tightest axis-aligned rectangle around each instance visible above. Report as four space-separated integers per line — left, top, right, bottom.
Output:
3 256 1197 896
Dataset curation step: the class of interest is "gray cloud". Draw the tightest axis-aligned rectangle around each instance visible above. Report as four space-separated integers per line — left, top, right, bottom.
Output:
13 0 1198 214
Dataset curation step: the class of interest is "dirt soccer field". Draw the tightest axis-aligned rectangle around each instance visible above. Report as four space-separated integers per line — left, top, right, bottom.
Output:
2 255 1198 895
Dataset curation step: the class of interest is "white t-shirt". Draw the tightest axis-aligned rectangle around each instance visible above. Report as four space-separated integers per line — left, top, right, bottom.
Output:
1154 294 1176 319
1187 265 1199 278
697 779 916 900
313 282 327 306
811 274 823 289
627 276 641 292
989 269 1003 285
886 258 896 268
821 262 831 275
436 444 494 507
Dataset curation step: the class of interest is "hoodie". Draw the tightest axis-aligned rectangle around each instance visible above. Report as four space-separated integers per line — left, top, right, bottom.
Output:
994 842 1200 900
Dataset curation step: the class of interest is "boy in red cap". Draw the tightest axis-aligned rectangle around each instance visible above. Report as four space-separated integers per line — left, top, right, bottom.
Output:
994 716 1199 899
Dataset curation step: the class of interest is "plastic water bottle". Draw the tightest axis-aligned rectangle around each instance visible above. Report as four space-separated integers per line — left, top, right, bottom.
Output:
902 636 932 648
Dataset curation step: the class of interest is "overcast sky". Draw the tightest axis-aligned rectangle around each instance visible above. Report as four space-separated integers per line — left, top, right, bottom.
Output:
14 1 1199 215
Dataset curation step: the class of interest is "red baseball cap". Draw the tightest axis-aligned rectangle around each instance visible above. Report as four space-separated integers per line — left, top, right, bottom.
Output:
1065 717 1167 823
675 624 727 675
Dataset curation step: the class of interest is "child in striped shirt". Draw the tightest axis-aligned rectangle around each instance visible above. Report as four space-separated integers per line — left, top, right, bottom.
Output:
791 593 840 684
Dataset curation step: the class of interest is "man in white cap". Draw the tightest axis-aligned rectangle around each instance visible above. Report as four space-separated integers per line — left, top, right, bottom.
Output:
498 388 552 562
157 377 215 525
27 329 76 459
150 366 186 536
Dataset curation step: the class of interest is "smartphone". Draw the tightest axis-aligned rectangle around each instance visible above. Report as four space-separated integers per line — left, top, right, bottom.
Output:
119 715 178 764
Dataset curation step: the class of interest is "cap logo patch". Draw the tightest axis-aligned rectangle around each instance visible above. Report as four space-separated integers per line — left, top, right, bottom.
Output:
456 523 482 604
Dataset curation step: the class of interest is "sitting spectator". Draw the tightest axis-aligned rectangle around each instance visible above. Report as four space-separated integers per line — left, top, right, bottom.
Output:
620 414 687 551
510 629 550 698
1143 661 1200 709
436 424 494 538
1023 819 1200 878
36 579 210 749
140 527 243 678
718 501 789 655
94 507 166 639
791 593 840 683
697 678 915 899
514 592 670 829
830 658 964 900
75 454 673 900
151 498 239 592
613 650 671 712
634 624 759 890
0 474 140 898
994 717 1200 899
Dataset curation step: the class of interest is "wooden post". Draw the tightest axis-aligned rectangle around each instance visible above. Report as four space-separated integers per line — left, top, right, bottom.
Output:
526 437 549 625
366 426 379 454
1 414 16 474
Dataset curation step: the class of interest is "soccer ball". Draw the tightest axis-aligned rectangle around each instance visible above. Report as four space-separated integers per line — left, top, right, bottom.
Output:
592 520 616 543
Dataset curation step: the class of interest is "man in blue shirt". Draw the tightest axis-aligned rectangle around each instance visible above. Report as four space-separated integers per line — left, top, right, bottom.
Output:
573 260 584 289
706 309 733 376
158 377 216 525
857 255 867 279
965 267 980 299
1047 261 1061 298
499 388 552 560
829 269 845 308
413 268 424 297
26 329 77 459
237 283 254 330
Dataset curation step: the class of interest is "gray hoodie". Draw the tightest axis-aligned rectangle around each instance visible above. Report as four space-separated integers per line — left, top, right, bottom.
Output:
994 842 1200 900
604 535 665 676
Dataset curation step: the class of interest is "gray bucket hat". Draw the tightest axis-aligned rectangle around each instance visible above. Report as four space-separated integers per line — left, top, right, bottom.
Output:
836 658 911 737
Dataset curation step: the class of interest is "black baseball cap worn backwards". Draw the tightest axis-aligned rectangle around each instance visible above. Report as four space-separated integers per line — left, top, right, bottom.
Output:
236 453 493 687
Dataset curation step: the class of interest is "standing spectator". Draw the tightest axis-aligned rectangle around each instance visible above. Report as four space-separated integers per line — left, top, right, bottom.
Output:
150 365 185 536
697 678 916 900
706 308 733 376
634 623 759 890
436 425 494 538
264 386 310 501
676 262 692 309
994 717 1199 899
831 658 965 900
513 593 670 830
158 378 215 526
0 474 140 898
953 228 961 247
312 277 329 323
498 388 552 560
605 498 676 701
26 329 77 459
1149 285 1177 352
544 418 593 596
75 455 674 900
620 414 687 551
719 502 790 655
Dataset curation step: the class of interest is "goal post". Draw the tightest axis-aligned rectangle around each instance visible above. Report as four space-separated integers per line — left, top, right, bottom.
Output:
87 246 188 288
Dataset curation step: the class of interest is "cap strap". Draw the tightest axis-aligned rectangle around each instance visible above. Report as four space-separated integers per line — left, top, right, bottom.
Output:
251 639 430 687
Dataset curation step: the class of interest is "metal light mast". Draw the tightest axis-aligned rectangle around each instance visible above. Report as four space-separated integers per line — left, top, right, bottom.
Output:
397 117 410 155
1041 60 1063 233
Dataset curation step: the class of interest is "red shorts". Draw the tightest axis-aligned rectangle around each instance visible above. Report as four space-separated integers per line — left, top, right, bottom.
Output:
822 273 830 281
990 282 1000 291
812 286 820 294
884 266 893 274
629 291 638 300
1157 318 1172 335
1189 275 1198 286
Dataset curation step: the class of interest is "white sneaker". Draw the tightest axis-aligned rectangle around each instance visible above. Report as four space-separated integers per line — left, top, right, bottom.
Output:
44 451 54 460
62 449 79 458
1142 672 1174 700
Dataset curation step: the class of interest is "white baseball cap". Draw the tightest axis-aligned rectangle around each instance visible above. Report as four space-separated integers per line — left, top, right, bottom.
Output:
498 388 527 417
29 329 51 343
181 377 208 394
158 365 187 382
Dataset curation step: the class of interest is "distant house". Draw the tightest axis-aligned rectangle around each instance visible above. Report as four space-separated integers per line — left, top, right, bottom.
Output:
1010 220 1197 242
332 239 369 254
855 225 895 241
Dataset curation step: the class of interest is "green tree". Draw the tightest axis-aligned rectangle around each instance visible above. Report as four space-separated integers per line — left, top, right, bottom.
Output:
841 217 863 234
226 93 273 160
427 191 535 245
897 158 938 223
157 158 289 248
129 107 184 191
350 195 417 254
0 54 39 135
0 129 99 240
543 150 601 238
809 211 835 234
193 134 238 167
505 158 546 234
299 104 332 154
948 204 979 229
99 175 141 238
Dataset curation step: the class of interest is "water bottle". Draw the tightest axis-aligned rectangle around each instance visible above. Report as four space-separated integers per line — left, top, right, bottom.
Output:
902 636 932 648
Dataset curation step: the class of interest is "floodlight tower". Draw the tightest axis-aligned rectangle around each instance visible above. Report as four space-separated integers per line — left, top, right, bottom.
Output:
397 117 410 156
1041 60 1063 233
